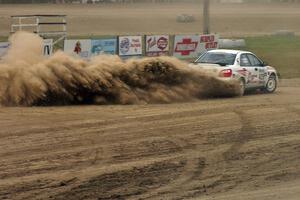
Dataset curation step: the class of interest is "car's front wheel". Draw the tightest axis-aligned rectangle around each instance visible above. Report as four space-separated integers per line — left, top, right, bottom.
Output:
264 75 277 93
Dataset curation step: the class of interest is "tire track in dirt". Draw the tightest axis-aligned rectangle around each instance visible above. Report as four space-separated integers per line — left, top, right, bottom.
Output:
186 106 291 198
186 110 255 197
195 105 300 198
285 104 300 116
0 103 276 140
53 160 187 200
131 147 207 199
223 110 253 162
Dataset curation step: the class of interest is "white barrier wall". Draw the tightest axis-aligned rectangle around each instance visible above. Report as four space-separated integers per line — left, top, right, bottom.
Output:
218 39 246 49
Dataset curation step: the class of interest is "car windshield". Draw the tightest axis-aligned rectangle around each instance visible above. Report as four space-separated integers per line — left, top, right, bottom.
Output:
195 52 237 66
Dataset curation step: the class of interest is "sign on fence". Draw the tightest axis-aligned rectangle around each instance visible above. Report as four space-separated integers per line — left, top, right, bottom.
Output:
91 39 117 56
0 34 219 60
173 35 200 59
64 39 91 58
173 34 219 59
43 39 53 57
118 36 142 56
196 34 219 57
1 40 54 59
0 42 10 59
145 35 169 56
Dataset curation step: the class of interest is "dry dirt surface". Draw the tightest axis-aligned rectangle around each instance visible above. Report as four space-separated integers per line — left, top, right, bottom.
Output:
0 79 300 200
1 3 300 37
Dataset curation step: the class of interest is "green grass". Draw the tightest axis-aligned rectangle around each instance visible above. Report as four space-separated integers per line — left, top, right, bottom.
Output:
240 36 300 78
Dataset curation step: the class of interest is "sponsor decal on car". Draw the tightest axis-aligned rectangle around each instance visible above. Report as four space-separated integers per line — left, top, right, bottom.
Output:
237 68 249 77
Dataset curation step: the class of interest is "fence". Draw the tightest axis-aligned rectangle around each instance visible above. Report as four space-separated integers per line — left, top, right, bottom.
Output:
64 34 219 60
0 33 219 60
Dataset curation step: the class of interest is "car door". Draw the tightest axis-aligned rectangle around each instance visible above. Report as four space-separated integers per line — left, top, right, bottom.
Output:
247 53 268 87
239 53 257 88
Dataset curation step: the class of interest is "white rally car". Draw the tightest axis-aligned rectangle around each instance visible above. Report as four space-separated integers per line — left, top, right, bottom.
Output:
190 49 279 95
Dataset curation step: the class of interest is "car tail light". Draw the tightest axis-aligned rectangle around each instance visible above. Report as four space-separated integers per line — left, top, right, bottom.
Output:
219 69 232 77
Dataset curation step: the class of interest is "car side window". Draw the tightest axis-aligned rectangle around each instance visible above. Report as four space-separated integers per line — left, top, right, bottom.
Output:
240 54 251 66
247 54 263 66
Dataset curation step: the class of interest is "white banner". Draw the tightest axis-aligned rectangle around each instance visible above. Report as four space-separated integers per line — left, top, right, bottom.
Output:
1 40 55 59
173 34 219 59
43 39 53 57
91 39 117 56
146 35 169 56
173 35 200 59
196 34 219 57
119 36 142 56
64 39 91 58
0 42 10 59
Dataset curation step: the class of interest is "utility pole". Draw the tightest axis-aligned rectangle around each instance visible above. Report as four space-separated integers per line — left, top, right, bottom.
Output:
203 0 210 34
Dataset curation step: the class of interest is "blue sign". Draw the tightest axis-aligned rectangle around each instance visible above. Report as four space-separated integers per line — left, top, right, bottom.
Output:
91 39 117 56
0 42 10 58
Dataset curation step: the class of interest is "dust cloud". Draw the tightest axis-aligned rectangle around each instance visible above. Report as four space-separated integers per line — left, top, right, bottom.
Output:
0 32 240 106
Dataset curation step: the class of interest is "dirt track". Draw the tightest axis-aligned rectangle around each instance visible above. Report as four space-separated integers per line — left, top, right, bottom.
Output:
0 79 300 200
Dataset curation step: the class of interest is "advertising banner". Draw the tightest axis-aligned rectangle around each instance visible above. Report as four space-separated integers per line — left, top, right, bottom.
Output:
1 40 55 58
196 34 219 57
64 39 91 58
145 35 169 56
173 35 199 59
0 42 10 59
91 39 117 56
43 39 53 57
118 36 142 56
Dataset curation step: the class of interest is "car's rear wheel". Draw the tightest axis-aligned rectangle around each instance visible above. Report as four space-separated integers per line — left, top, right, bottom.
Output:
264 75 277 93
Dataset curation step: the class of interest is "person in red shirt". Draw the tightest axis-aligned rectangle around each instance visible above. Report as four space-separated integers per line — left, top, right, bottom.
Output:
74 41 81 54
